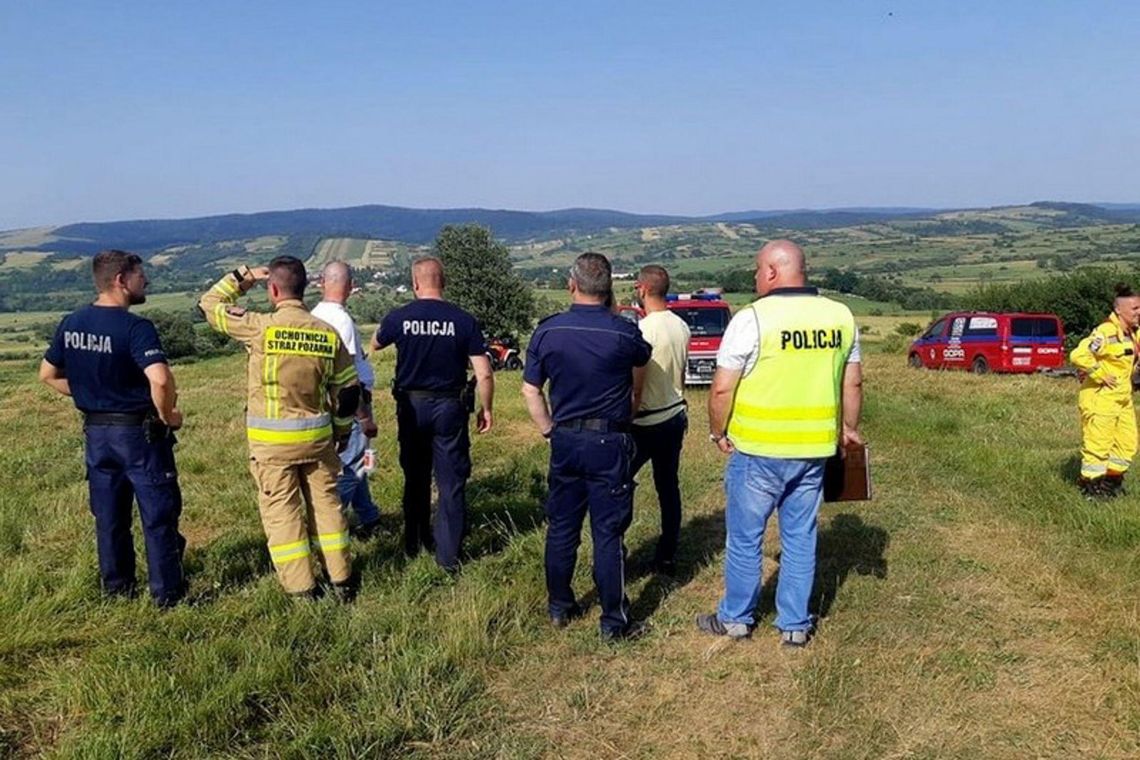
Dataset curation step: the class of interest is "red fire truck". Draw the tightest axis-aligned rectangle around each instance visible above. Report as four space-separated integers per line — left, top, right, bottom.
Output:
907 311 1065 374
618 289 734 385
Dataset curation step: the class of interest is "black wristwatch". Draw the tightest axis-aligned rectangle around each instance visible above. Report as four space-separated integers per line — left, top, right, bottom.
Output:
709 432 726 444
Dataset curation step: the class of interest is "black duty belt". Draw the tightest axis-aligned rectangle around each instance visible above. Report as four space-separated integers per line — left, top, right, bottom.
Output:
400 389 463 400
84 412 150 426
556 418 630 434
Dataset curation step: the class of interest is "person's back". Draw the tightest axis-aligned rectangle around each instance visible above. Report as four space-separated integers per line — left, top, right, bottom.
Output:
528 305 648 423
50 304 164 414
380 298 484 392
629 264 691 575
522 252 652 641
372 256 494 571
198 257 360 597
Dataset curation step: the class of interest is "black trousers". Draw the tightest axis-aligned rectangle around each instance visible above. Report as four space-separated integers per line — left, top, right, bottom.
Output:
396 396 471 570
630 410 687 564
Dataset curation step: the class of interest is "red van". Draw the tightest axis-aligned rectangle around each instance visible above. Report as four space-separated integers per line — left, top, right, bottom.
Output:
908 311 1065 374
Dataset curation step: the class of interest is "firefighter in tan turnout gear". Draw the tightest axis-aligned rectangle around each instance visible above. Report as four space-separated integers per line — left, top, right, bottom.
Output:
199 257 361 597
1069 284 1140 499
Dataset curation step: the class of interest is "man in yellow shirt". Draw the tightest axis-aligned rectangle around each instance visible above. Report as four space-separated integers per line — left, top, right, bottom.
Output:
1069 285 1140 498
631 265 691 574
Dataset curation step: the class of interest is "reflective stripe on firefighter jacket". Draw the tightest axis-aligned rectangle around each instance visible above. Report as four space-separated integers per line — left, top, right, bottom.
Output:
198 269 359 464
726 293 856 459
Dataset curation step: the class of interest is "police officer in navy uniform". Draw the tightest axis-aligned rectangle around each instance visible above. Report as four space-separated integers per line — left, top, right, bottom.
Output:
39 250 186 607
522 252 652 640
371 256 494 571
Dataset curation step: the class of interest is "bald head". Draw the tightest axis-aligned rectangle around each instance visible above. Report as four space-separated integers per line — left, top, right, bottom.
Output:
411 256 445 297
320 260 353 304
755 239 806 295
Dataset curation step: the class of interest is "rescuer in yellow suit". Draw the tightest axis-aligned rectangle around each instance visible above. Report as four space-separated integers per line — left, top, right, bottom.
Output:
199 257 361 597
1069 285 1140 498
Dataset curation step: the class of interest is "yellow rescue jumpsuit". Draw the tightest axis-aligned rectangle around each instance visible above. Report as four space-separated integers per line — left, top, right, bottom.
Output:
1069 311 1138 481
200 267 359 594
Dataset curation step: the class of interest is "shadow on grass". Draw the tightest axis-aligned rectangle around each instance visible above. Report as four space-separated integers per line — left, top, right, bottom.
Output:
461 465 547 561
1060 454 1081 484
627 509 726 620
756 512 889 623
185 533 272 602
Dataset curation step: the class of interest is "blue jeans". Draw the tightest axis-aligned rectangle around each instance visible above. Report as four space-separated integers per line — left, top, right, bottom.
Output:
717 452 825 632
336 420 380 526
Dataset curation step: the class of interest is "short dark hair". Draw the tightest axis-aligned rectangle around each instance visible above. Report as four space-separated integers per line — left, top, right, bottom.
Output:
637 265 670 298
1115 283 1135 299
570 252 612 298
269 256 307 298
92 249 143 292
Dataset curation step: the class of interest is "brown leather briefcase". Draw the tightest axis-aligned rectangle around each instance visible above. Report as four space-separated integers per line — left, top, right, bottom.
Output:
823 442 871 502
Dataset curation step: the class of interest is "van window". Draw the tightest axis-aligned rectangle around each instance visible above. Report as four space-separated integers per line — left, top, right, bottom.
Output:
922 318 948 340
1011 317 1061 338
962 316 998 338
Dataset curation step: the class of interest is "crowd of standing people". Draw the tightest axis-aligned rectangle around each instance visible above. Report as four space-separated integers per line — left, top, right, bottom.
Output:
40 239 864 646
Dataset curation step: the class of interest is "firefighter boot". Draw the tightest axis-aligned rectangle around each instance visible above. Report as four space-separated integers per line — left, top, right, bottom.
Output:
1105 473 1126 498
1079 477 1110 500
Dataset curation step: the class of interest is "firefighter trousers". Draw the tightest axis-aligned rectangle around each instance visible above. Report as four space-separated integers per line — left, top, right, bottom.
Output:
1079 399 1138 479
249 451 352 594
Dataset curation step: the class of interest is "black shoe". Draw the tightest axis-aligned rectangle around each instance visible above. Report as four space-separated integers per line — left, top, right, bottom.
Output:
601 620 647 643
651 558 677 576
329 577 359 604
1105 474 1126 498
351 519 382 540
1079 477 1112 500
550 603 585 629
695 612 751 639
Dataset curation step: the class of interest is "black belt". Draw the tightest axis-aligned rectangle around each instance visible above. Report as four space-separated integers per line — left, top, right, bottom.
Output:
84 412 150 426
634 399 687 419
400 389 462 400
556 418 630 433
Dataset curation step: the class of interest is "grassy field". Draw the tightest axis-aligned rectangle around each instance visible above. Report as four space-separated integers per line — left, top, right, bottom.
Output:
3 344 1140 757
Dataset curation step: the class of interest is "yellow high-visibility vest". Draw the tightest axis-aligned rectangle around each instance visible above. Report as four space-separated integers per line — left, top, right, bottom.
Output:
727 290 856 459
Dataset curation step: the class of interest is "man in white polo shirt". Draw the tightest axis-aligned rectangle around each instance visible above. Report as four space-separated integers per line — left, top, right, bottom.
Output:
631 265 691 575
312 261 382 539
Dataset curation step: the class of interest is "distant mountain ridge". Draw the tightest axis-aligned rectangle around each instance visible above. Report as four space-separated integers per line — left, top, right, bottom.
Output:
3 201 1139 256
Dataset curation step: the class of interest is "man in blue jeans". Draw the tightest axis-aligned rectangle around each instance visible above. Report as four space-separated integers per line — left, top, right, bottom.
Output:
698 240 864 646
312 261 382 538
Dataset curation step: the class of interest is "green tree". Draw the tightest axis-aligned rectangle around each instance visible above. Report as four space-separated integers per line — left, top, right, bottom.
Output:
433 224 535 339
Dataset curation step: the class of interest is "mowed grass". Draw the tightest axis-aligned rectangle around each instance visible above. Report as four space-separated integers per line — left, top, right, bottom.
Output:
3 349 1140 757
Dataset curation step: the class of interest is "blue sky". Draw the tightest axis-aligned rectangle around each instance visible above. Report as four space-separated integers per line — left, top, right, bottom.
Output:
2 1 1138 228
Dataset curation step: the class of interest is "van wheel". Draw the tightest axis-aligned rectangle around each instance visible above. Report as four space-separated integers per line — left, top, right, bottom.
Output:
971 356 990 374
908 353 923 369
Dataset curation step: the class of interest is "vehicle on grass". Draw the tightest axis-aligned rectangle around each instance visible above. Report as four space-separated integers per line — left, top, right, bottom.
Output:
486 336 523 371
617 289 733 385
908 311 1065 374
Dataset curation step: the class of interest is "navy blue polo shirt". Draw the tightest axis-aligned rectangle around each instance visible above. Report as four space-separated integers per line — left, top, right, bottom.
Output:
44 305 168 413
377 298 487 392
524 304 652 423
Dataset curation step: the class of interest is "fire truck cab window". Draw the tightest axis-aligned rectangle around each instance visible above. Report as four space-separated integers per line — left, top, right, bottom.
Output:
673 308 729 337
